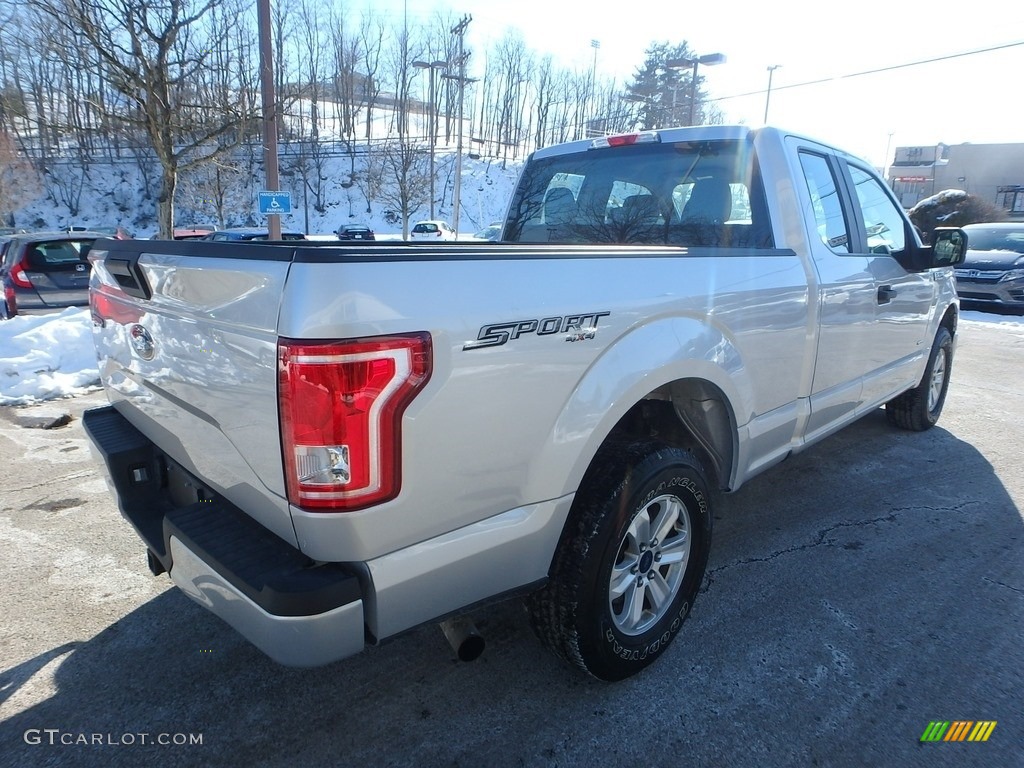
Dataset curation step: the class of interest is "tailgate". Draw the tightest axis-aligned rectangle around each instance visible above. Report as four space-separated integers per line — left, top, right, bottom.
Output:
23 238 95 305
90 241 297 545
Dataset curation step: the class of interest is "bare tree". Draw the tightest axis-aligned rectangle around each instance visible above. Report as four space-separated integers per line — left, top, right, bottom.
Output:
293 0 328 215
328 6 365 142
488 33 532 164
423 10 459 144
371 138 430 239
351 145 384 219
359 15 385 141
23 0 259 237
0 131 41 225
177 155 246 228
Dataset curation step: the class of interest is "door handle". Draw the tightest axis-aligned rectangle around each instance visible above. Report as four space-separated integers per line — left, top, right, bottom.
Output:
877 285 897 304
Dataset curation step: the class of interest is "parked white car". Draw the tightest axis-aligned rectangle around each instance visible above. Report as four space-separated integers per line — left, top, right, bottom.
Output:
409 220 457 241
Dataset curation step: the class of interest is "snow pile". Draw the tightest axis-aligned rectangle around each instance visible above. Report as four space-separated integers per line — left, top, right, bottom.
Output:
0 308 101 405
961 310 1024 329
908 189 967 214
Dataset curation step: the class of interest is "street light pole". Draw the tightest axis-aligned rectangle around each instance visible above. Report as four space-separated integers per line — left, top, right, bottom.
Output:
764 64 781 123
447 15 473 237
413 60 448 220
666 52 726 126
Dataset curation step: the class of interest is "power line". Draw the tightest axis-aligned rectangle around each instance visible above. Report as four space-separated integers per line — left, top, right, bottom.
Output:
711 40 1024 103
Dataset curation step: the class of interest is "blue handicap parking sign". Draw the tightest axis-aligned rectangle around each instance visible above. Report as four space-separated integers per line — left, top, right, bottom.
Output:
258 191 292 215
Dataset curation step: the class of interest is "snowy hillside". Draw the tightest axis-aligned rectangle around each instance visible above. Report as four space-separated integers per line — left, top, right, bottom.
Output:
12 147 525 238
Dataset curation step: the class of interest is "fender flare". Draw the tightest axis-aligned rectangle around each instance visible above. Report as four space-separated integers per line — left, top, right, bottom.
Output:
524 316 754 503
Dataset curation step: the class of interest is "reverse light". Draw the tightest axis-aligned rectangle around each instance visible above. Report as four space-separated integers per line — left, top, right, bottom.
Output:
279 333 432 512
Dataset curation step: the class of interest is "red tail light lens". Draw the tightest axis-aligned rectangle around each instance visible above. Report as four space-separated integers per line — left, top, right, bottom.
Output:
279 333 432 511
10 258 32 289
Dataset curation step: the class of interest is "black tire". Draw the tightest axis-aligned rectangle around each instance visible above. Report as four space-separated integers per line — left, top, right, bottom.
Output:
885 326 953 431
527 439 712 681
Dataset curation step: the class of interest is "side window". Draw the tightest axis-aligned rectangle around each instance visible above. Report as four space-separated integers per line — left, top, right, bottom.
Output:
847 165 906 254
799 152 851 253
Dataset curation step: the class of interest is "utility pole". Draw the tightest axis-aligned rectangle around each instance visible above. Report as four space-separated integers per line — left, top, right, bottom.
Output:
448 15 472 237
256 0 281 240
413 60 449 219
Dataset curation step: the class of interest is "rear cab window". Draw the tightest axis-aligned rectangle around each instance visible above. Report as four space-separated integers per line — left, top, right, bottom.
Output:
503 138 774 249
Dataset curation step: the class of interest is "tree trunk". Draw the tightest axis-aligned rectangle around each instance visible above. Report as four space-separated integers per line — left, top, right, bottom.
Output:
157 166 177 239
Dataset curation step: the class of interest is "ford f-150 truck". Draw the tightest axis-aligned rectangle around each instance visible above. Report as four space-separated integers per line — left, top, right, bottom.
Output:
83 126 967 681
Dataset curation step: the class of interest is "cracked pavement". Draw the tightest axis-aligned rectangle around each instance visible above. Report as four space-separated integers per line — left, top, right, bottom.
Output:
1 319 1021 768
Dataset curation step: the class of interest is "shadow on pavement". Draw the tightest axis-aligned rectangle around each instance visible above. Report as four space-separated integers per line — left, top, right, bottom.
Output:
2 411 1021 767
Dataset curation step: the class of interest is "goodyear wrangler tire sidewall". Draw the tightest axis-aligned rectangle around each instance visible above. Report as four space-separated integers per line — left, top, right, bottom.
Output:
577 450 712 681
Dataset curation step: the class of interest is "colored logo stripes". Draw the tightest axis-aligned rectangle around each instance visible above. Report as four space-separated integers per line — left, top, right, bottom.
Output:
920 721 997 742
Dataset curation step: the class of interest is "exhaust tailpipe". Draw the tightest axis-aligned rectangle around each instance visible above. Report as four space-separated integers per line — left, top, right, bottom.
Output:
439 617 485 662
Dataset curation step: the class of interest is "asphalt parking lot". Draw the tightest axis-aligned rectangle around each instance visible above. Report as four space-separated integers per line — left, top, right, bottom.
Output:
0 319 1021 768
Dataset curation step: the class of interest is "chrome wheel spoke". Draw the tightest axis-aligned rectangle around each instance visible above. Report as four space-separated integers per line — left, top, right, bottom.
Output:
610 558 637 599
650 498 682 545
627 508 651 548
658 533 690 565
618 580 646 630
645 571 672 612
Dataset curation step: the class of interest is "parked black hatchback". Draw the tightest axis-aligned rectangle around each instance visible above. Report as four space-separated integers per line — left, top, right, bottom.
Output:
1 232 101 319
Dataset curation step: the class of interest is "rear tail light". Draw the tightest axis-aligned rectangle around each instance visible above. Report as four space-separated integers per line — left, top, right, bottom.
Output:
279 333 432 511
10 257 32 289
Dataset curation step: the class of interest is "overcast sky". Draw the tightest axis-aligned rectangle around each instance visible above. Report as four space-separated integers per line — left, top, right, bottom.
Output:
369 0 1023 168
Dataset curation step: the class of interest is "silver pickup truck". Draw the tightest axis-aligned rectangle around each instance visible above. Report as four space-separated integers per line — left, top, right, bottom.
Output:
83 126 967 681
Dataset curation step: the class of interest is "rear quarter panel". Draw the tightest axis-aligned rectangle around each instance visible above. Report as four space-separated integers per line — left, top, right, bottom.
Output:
281 245 813 561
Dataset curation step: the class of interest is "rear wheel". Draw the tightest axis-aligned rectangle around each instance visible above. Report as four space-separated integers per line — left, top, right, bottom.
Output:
886 326 953 431
527 439 712 681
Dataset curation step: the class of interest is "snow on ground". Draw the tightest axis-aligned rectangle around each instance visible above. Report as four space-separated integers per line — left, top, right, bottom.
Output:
1 306 1021 407
0 308 100 405
958 311 1024 337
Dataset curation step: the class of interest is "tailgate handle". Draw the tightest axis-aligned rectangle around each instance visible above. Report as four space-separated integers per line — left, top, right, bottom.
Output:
106 257 152 300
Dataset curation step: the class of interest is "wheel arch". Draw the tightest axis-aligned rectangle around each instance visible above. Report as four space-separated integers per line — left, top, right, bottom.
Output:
528 318 750 504
607 380 738 492
940 302 958 337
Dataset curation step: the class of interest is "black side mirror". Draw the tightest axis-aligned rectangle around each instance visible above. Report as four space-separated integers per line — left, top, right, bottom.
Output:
931 227 968 267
